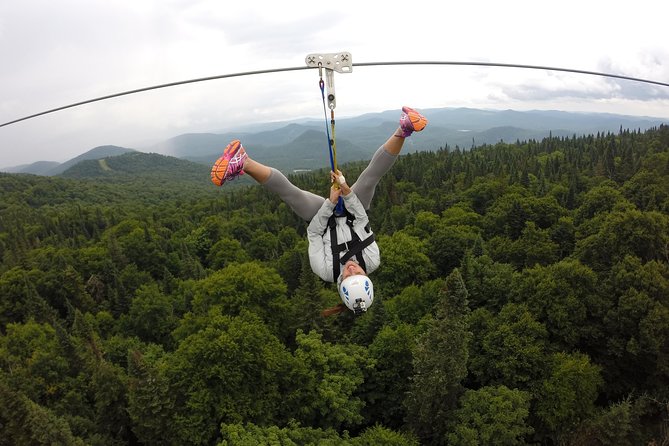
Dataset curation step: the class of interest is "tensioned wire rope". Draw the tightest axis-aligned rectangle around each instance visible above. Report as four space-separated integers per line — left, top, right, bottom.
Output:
2 60 669 128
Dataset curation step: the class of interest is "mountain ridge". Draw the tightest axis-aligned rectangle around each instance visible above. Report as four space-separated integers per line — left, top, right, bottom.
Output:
60 151 210 183
2 107 666 175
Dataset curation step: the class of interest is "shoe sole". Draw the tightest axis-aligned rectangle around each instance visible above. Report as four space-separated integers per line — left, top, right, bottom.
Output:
211 140 242 186
403 106 427 132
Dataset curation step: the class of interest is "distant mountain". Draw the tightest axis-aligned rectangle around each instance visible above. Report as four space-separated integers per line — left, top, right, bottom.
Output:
183 129 373 173
5 108 667 176
32 145 138 176
1 145 136 176
343 107 666 133
337 107 667 150
150 108 667 169
149 123 318 159
1 160 61 175
61 152 210 183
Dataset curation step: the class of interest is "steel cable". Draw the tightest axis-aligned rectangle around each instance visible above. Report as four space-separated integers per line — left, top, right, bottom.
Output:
2 61 668 128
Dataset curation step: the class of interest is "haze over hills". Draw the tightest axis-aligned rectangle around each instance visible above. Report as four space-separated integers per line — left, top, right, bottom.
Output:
3 145 136 176
2 108 666 176
60 151 210 184
1 160 61 176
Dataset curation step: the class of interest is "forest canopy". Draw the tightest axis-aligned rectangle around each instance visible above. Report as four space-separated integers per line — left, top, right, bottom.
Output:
1 125 668 445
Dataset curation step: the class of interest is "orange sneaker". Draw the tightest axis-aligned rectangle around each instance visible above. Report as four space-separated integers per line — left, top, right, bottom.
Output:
399 106 428 137
211 140 248 186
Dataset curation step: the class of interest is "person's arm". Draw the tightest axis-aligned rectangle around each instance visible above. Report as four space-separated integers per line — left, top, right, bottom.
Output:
307 199 335 239
333 170 369 224
306 199 336 282
342 191 369 226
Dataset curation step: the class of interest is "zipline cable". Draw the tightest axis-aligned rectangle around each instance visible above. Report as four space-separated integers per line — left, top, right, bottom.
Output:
0 66 310 128
2 61 668 128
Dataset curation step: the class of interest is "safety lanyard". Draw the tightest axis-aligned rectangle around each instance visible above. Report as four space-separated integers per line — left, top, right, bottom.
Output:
309 52 352 215
318 65 345 214
319 73 338 174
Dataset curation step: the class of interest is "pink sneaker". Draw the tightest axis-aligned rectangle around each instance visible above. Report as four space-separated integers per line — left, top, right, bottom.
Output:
399 106 428 137
211 140 248 186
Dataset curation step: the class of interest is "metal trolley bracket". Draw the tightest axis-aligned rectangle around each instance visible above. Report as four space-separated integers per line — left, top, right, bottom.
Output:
305 52 352 109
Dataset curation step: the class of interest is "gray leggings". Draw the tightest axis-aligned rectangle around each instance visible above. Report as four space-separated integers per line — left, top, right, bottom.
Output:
262 145 398 221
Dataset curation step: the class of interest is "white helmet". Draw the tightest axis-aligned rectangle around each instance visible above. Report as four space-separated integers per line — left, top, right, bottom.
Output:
338 274 374 314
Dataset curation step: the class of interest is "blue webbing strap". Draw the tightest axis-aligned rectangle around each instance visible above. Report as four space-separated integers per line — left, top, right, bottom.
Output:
319 78 344 214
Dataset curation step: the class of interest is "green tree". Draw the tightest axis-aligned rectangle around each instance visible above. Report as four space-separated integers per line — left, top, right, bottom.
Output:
352 424 420 446
117 263 153 308
218 421 347 446
123 283 177 346
567 398 637 446
166 311 294 445
487 222 559 269
601 257 669 396
427 224 480 276
535 352 603 441
460 254 515 311
576 209 669 270
384 279 446 325
515 259 607 350
408 210 440 238
245 230 280 261
622 151 669 211
127 346 178 446
90 360 132 443
0 267 54 327
291 330 373 430
0 382 86 446
190 261 290 331
274 241 307 295
217 421 420 446
405 269 471 444
440 205 483 228
549 216 576 259
447 385 533 446
286 253 327 337
375 231 435 297
34 264 96 318
206 237 250 270
468 303 548 389
361 323 417 428
575 182 631 224
110 220 169 278
0 320 69 405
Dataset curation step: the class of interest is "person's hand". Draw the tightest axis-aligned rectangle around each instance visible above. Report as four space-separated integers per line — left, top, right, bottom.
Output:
331 170 351 196
329 183 341 204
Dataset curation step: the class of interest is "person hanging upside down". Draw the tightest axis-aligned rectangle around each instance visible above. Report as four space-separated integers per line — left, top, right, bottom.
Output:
211 106 428 315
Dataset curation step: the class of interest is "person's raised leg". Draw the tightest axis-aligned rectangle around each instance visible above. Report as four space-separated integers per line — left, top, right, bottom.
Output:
351 106 427 208
242 157 272 183
256 164 325 221
212 140 324 221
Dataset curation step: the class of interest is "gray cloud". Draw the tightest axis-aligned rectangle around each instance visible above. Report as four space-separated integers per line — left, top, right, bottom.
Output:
597 52 669 100
493 52 669 102
2 1 669 168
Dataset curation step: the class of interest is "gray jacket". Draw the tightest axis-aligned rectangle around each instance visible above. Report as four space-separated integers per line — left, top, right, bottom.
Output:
306 192 380 282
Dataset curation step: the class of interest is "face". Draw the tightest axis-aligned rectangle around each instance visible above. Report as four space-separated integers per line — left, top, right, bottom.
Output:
342 260 366 279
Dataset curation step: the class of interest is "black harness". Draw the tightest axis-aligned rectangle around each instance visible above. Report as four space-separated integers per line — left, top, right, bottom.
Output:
325 207 375 280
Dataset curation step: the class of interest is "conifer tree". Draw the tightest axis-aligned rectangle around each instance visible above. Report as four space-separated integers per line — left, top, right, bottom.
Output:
405 269 471 444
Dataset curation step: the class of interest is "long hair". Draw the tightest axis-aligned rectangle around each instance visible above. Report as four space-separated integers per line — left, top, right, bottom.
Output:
321 303 348 317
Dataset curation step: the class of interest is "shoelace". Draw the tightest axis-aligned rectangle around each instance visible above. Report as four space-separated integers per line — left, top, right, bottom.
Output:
225 151 246 179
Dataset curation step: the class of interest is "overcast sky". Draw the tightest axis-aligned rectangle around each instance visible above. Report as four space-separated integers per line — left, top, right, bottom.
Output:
1 0 668 167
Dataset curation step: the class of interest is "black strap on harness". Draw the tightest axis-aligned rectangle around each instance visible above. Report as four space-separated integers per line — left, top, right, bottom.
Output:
326 207 375 280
